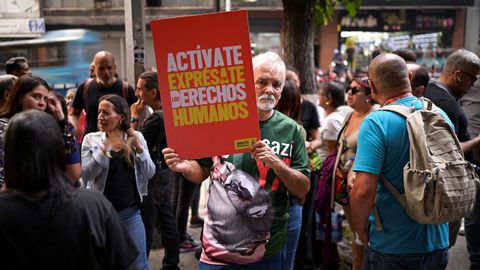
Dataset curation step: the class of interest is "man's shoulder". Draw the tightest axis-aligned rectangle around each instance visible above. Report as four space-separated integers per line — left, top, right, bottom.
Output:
143 111 164 130
425 82 455 101
271 110 299 126
362 109 405 136
146 110 163 121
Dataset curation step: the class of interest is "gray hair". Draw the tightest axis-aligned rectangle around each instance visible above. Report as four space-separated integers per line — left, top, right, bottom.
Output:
443 49 480 74
252 52 286 86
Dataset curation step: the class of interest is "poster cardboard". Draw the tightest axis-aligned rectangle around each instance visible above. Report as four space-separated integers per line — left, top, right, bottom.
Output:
151 10 260 159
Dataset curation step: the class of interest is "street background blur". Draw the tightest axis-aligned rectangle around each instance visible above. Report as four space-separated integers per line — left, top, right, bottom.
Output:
0 0 478 93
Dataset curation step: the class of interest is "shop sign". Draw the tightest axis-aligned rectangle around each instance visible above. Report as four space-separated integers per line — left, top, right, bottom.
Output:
339 10 455 32
0 18 45 34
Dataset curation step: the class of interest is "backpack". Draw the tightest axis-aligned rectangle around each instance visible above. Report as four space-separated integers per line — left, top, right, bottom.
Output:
379 98 480 224
202 156 274 264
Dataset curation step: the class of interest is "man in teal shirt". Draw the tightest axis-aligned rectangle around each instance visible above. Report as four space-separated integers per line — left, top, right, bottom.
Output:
351 53 449 269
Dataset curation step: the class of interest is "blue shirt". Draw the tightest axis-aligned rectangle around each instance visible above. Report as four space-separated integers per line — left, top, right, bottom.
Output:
353 96 450 254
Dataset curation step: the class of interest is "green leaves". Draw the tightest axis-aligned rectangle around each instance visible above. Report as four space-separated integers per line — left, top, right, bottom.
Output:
315 0 363 25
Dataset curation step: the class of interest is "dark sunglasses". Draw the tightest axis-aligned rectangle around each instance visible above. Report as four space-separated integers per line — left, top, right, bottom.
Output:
460 70 479 83
346 86 365 95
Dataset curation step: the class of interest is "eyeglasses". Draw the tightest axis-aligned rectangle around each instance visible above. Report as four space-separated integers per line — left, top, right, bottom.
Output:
459 70 479 83
346 86 364 95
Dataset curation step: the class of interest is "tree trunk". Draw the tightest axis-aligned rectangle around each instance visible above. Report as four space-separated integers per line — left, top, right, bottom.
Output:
282 0 316 94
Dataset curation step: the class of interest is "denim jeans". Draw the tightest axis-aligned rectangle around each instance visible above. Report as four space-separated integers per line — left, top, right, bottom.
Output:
171 173 200 241
118 206 151 270
285 200 303 270
141 168 180 270
466 190 480 270
198 245 286 270
364 247 449 270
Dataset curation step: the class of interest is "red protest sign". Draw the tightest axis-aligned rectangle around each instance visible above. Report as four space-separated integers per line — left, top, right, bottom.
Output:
151 10 259 160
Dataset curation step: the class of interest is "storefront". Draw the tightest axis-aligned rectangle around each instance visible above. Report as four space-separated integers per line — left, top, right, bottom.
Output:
337 9 459 76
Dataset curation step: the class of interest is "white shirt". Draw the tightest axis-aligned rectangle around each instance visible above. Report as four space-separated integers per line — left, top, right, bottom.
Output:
318 111 345 161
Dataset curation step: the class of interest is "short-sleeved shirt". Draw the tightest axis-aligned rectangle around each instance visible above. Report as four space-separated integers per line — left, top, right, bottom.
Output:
425 81 470 142
300 100 320 141
353 96 449 254
72 79 136 136
198 110 310 264
318 111 345 161
425 81 472 161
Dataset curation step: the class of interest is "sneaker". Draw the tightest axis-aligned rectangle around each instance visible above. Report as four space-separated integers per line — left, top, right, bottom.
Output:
179 238 201 253
189 215 204 228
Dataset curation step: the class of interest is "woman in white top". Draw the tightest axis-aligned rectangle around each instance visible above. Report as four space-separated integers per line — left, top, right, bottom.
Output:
311 82 347 161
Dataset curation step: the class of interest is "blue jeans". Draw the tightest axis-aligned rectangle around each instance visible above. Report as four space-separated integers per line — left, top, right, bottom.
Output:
364 247 449 270
198 245 286 270
285 200 302 270
119 206 151 270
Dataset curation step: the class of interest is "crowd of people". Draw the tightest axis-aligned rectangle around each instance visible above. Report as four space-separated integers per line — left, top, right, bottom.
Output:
0 46 479 270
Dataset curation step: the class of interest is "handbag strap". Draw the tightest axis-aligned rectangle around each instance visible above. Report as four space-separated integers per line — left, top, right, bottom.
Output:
330 112 353 209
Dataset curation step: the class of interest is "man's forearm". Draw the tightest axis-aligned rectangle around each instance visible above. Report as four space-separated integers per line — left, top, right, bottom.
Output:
350 172 378 244
180 160 210 183
270 160 310 198
461 135 480 154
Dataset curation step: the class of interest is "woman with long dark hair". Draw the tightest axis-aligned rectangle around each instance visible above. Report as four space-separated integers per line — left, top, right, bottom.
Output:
82 94 155 270
0 110 138 269
0 75 80 188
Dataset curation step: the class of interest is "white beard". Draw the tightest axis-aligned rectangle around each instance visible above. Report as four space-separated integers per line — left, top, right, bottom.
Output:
257 94 276 111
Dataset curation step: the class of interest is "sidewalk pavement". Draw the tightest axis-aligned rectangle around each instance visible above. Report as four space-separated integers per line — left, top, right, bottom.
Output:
147 183 470 270
148 229 469 270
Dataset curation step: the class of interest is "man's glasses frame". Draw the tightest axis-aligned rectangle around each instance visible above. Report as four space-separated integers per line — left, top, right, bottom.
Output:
459 70 479 83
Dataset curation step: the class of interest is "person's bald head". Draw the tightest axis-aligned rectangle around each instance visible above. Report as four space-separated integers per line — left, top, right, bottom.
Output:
368 53 411 102
93 51 116 86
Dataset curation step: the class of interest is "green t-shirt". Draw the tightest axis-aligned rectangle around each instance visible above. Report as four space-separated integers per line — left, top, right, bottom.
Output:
199 110 310 259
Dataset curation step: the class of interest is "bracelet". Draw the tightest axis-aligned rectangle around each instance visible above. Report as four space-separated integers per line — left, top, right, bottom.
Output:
130 117 139 123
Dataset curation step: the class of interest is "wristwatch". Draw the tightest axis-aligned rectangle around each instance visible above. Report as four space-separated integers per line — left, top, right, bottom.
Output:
130 117 139 123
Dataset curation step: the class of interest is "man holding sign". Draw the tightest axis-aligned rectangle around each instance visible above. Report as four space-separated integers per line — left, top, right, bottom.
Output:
163 52 310 269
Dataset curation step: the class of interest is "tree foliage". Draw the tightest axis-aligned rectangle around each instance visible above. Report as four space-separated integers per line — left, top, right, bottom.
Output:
282 0 362 94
